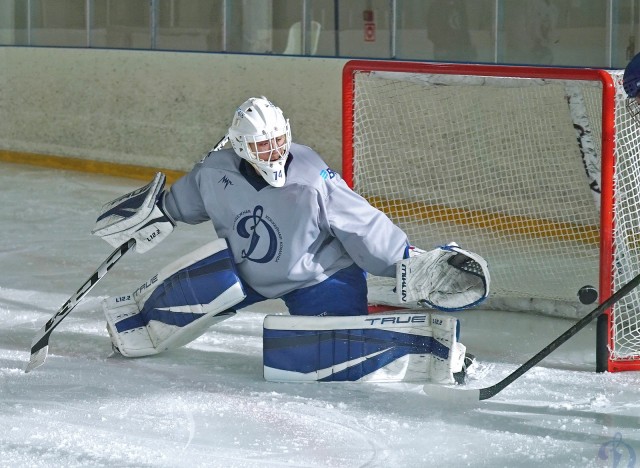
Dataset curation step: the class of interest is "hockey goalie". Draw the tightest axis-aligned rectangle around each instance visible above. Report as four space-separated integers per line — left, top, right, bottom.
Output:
92 96 489 385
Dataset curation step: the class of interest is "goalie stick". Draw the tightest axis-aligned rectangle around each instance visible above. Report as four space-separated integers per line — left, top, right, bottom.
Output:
24 239 136 373
25 134 229 373
200 134 229 162
424 271 640 402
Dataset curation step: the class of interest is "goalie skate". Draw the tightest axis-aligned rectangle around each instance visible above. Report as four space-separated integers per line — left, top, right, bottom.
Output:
453 353 476 385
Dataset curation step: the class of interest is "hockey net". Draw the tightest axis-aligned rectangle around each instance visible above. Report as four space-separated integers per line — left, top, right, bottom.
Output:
342 60 640 372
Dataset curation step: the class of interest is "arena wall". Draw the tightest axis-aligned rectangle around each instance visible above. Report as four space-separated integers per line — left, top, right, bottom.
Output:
0 47 347 180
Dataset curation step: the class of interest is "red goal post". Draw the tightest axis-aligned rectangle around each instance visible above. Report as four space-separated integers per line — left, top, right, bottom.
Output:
341 59 640 373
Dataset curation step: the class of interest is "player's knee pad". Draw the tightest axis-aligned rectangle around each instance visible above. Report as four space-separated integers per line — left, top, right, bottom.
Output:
104 238 246 357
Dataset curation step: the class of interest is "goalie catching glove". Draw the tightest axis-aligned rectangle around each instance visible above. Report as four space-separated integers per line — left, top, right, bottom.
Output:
92 172 175 254
397 243 490 311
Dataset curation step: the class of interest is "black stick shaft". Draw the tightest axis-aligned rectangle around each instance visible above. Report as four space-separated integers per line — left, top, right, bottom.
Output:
478 272 640 400
25 239 135 372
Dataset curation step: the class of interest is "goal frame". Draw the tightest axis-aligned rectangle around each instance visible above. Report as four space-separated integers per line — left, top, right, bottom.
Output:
341 59 631 373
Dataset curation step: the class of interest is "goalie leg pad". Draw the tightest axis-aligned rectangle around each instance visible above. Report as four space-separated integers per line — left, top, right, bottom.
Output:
263 312 467 384
105 296 157 357
105 238 245 357
430 314 466 385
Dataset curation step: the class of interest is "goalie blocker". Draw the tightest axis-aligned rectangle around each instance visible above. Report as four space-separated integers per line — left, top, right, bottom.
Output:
92 172 175 254
263 312 468 384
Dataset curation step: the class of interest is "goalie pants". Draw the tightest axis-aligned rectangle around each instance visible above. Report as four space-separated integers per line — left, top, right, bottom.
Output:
235 262 369 316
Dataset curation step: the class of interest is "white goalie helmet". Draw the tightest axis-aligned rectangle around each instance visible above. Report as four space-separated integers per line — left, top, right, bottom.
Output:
228 96 292 187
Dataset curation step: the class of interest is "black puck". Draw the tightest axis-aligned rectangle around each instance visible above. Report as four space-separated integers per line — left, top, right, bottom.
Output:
577 285 598 305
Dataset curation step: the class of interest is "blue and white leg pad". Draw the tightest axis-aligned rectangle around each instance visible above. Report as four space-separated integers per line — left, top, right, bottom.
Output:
103 238 246 357
263 312 466 384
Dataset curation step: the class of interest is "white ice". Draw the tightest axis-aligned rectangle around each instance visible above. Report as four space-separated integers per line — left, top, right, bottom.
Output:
2 164 640 468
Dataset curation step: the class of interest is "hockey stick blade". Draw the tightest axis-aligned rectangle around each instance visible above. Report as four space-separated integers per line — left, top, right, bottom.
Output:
424 271 640 402
24 239 135 373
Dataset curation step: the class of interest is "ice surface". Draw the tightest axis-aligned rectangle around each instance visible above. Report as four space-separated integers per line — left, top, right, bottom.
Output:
2 164 640 467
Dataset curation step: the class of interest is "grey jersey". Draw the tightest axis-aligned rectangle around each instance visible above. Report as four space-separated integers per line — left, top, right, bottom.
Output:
163 143 408 298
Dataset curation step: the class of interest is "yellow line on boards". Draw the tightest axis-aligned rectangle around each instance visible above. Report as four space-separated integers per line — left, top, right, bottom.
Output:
366 195 600 245
0 150 601 245
0 150 186 185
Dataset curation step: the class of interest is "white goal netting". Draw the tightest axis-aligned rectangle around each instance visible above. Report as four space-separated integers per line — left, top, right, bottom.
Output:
344 62 640 368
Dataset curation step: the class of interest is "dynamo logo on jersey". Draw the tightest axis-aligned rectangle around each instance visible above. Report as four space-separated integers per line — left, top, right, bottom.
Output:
320 168 337 180
235 205 284 264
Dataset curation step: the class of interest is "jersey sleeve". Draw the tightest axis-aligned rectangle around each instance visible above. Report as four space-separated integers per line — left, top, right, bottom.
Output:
324 177 408 278
163 166 211 225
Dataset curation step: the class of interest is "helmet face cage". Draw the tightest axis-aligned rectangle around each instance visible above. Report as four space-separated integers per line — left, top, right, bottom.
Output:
240 126 291 164
228 97 292 187
627 97 640 125
624 53 640 124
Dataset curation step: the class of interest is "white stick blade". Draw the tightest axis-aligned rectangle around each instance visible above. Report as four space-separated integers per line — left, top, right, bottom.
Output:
24 346 48 373
422 383 481 404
